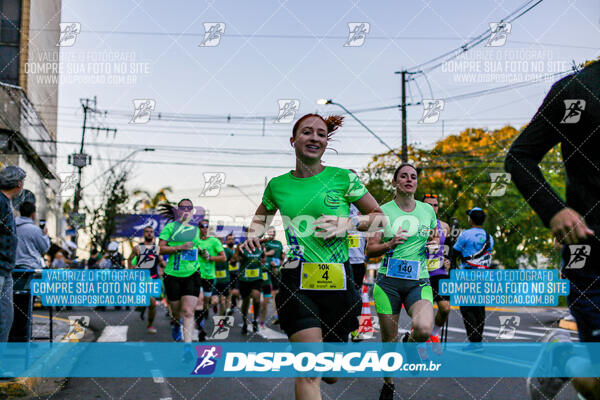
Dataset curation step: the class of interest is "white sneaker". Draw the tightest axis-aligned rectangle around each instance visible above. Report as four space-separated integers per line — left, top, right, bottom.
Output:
147 326 157 334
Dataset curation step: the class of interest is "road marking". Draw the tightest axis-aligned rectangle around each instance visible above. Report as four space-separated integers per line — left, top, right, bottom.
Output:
97 325 128 342
442 326 530 340
257 326 288 340
151 369 164 383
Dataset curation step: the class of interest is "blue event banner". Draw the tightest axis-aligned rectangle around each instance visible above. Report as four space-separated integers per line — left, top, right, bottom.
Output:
1 342 598 378
439 269 570 306
30 269 161 306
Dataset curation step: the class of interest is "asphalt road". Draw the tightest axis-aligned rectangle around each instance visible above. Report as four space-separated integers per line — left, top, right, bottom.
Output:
31 301 581 400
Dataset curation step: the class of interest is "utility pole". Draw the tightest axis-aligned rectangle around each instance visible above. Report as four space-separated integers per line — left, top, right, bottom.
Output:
401 71 407 163
71 96 117 213
394 70 419 163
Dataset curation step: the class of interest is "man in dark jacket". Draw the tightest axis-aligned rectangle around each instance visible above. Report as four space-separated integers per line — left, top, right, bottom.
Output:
505 61 599 400
0 166 26 342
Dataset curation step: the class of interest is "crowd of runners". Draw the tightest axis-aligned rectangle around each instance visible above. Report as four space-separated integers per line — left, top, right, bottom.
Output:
116 62 599 400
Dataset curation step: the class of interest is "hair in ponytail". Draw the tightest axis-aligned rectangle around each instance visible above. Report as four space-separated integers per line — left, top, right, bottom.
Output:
292 113 344 140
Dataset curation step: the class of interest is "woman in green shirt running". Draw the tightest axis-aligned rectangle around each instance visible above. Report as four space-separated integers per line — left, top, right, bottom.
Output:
366 164 439 400
158 199 203 345
242 113 384 400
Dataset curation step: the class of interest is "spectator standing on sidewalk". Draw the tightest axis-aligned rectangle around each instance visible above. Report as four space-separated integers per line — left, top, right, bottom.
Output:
0 166 26 342
15 201 50 285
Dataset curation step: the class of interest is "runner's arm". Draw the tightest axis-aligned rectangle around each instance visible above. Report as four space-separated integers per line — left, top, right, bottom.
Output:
127 245 139 269
366 231 391 258
209 250 226 263
158 239 192 254
352 193 386 232
243 202 276 252
504 81 567 227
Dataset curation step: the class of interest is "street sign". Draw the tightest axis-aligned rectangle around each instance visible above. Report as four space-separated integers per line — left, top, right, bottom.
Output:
68 153 91 168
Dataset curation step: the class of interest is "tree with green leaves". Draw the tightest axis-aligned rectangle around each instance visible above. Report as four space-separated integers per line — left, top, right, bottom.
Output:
132 186 173 211
362 125 565 268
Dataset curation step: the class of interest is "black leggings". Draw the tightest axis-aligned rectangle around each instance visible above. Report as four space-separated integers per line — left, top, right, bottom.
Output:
460 306 485 342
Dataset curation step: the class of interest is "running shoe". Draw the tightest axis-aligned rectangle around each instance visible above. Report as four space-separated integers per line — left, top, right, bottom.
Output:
379 382 395 400
147 325 157 334
427 334 443 355
241 322 248 335
462 342 484 352
171 323 182 342
526 329 572 400
401 331 410 343
252 320 258 333
260 322 266 329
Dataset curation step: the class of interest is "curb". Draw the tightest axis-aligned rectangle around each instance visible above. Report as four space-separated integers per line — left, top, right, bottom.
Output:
0 315 94 398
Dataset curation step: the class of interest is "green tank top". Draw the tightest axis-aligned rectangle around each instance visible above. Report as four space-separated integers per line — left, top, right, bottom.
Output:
378 200 437 279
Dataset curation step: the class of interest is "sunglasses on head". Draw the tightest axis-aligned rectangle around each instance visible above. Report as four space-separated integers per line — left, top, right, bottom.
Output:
424 194 438 198
178 205 194 211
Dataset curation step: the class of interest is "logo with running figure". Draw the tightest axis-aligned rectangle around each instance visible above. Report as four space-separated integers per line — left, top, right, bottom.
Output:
209 316 234 339
199 23 225 47
200 172 226 196
486 22 511 47
323 190 341 210
65 316 90 340
561 100 586 124
57 22 81 47
275 99 300 124
497 316 520 339
344 23 370 47
488 173 511 197
191 345 222 375
58 172 78 198
565 245 591 269
130 99 156 124
419 99 444 124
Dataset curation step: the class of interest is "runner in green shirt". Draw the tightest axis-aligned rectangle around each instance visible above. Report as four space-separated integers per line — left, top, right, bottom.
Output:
366 164 439 400
157 198 202 348
263 226 283 324
194 218 226 341
223 234 240 314
234 245 265 334
214 236 234 316
259 259 273 329
241 113 384 399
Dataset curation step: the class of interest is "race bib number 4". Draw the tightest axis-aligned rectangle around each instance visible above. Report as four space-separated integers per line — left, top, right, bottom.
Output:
215 270 226 279
387 259 420 280
300 263 346 290
348 234 359 248
181 249 198 261
245 268 259 279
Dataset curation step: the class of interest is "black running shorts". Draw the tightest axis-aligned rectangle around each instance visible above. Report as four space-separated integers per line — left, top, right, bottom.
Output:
275 261 360 342
164 271 202 301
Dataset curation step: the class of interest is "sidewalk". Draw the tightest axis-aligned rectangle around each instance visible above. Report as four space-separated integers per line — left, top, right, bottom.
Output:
0 314 94 398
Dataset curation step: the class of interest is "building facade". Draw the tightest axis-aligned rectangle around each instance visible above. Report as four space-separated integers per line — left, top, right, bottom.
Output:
0 0 61 237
